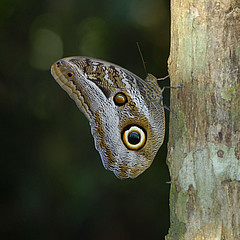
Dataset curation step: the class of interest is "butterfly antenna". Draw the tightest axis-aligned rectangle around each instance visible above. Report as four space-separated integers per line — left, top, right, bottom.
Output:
136 42 148 75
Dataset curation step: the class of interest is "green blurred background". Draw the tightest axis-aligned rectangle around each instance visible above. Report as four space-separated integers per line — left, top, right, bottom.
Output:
1 0 171 239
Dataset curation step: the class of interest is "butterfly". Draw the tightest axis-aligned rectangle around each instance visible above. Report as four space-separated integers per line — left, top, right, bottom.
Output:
51 56 168 179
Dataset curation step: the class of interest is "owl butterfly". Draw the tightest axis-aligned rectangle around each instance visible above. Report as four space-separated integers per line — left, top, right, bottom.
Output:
51 57 170 179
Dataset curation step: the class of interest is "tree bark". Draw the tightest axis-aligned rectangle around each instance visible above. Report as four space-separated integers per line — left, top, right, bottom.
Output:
166 0 240 239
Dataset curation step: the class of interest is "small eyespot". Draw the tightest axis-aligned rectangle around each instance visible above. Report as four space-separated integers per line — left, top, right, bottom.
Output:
67 71 74 78
113 92 128 106
122 125 146 150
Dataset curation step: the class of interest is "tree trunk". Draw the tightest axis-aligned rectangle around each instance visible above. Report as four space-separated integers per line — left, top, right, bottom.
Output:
166 0 240 239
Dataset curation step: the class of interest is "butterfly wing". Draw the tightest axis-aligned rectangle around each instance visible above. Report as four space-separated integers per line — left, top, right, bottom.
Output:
51 57 165 179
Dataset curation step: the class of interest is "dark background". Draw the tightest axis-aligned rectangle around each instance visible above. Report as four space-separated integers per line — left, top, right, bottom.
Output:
1 0 171 239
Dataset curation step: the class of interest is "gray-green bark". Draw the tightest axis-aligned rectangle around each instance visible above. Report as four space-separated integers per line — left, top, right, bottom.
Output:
166 0 240 239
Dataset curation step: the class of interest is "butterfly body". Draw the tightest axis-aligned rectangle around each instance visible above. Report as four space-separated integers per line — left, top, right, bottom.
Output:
51 57 165 179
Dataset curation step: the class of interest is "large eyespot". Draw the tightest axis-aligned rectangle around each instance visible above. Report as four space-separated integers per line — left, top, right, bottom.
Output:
67 71 74 78
122 125 146 150
113 92 128 106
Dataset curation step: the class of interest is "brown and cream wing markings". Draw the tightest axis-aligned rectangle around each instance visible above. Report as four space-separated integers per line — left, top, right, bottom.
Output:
51 56 165 179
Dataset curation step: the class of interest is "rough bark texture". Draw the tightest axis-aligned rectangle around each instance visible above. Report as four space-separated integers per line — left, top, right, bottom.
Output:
166 0 240 239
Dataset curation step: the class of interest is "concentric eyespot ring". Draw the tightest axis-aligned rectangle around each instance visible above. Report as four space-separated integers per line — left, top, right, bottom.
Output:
67 71 74 78
113 92 128 106
122 125 146 150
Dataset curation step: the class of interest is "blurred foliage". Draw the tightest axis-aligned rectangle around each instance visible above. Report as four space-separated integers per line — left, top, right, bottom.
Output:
0 0 171 239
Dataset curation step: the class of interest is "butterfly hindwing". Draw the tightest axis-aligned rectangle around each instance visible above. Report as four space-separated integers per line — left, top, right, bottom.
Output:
51 57 165 179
